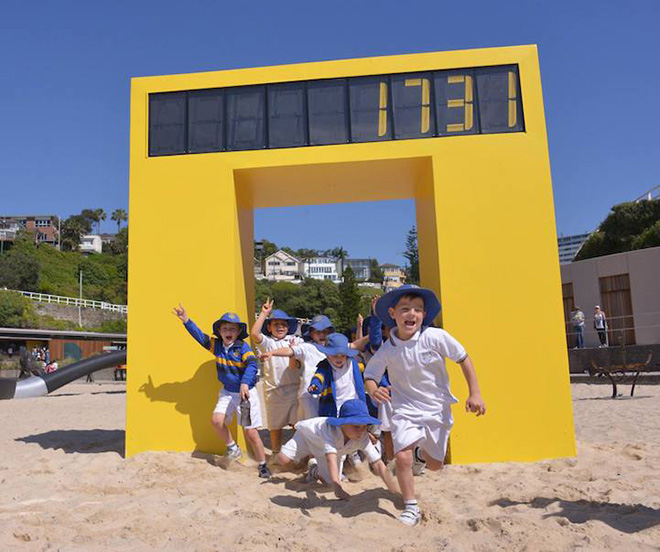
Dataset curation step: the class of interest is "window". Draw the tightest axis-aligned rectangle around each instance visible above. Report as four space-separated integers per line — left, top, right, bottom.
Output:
188 90 224 153
226 86 266 151
149 92 187 156
35 219 51 227
268 83 306 148
599 274 635 346
307 79 348 145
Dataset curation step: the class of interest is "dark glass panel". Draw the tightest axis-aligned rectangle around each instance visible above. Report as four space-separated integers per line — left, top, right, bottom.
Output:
188 89 224 153
434 70 477 136
391 73 435 139
476 66 524 134
307 79 348 145
349 76 392 142
226 86 266 151
268 83 306 148
149 92 187 156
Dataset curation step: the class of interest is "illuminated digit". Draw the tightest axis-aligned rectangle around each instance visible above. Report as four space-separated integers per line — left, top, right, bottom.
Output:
446 75 473 133
508 71 517 127
404 78 430 133
378 82 388 137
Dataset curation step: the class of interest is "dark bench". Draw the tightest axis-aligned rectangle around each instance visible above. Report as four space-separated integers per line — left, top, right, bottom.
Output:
588 352 653 398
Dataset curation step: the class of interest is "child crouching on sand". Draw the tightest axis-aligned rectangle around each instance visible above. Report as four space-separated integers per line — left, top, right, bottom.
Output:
173 304 271 478
277 399 399 499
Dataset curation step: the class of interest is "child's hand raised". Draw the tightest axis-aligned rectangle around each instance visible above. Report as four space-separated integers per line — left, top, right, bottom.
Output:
172 303 189 323
357 313 364 328
259 351 273 362
371 295 380 315
465 394 486 416
261 298 274 317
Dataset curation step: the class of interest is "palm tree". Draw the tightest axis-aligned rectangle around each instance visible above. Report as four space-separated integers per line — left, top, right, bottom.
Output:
94 208 106 234
111 209 128 232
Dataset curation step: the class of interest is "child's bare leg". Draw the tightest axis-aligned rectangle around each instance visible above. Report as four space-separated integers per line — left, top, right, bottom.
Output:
211 413 232 445
277 452 294 469
245 428 266 463
420 449 444 471
383 432 394 462
270 429 283 453
395 446 415 502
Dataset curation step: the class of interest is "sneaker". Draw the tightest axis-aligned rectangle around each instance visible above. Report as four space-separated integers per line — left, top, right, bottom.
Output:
398 506 421 526
350 451 363 466
258 463 272 478
224 445 242 461
412 447 426 476
303 463 319 484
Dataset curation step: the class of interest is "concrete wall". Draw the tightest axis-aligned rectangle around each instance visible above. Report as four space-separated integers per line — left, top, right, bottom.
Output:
33 303 126 329
561 247 660 346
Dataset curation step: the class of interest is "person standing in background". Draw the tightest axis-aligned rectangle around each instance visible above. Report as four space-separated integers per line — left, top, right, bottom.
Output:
594 305 608 347
572 307 585 349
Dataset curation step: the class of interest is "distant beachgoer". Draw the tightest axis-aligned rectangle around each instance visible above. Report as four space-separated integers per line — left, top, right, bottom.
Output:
572 308 585 348
594 306 608 347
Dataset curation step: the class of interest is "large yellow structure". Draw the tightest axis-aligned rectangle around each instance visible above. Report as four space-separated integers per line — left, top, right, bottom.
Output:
127 45 575 463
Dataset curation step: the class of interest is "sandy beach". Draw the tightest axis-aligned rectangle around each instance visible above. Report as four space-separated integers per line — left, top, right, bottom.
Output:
1 381 659 551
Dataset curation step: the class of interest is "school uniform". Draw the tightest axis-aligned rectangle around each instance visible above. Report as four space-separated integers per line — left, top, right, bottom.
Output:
364 327 467 461
258 333 302 430
290 341 325 420
184 319 263 429
281 416 381 484
308 357 367 417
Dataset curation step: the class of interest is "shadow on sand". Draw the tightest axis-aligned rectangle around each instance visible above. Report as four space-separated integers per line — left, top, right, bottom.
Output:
16 429 125 456
492 497 660 533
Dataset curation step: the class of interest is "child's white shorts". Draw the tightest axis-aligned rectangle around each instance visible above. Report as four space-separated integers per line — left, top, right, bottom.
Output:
213 387 263 430
391 408 453 462
280 432 332 484
264 384 299 430
378 400 393 432
297 392 320 421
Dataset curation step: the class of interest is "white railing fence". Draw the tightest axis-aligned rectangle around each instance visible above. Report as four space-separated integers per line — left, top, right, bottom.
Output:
11 290 127 314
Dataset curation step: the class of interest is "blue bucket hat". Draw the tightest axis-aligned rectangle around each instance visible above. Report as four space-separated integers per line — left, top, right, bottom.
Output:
375 284 441 329
302 315 334 339
212 312 248 340
327 399 381 427
315 333 358 357
264 309 298 336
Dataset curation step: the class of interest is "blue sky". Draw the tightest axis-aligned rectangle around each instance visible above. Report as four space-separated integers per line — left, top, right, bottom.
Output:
1 0 658 264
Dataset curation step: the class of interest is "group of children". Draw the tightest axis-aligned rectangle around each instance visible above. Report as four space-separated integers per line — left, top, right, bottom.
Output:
173 284 486 527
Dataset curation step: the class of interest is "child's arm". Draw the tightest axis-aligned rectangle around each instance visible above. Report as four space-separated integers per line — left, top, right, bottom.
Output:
349 335 370 351
326 452 350 500
459 356 486 416
355 313 364 340
364 353 389 403
239 344 259 400
250 298 273 345
173 303 212 350
370 458 400 495
258 346 294 362
368 296 384 351
307 363 327 394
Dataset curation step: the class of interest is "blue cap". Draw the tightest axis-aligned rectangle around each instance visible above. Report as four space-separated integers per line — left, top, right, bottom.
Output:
315 333 358 357
375 284 441 329
212 312 248 340
302 315 334 339
264 309 298 336
326 399 381 427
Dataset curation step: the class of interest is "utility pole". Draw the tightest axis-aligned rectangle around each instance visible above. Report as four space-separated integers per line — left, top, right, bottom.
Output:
57 217 61 251
78 270 83 327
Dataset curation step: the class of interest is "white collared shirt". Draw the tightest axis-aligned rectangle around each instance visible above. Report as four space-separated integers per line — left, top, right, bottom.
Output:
295 417 381 463
364 327 467 417
258 334 303 388
291 342 327 397
332 358 358 410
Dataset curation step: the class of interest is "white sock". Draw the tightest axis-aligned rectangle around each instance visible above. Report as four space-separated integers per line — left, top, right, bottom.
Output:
227 441 238 451
404 499 419 512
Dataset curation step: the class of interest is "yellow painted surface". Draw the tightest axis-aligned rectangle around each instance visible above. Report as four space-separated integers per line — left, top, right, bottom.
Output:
127 45 575 463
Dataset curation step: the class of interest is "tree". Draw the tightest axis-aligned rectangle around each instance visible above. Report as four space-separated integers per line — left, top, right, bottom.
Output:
0 248 40 291
576 200 660 260
0 290 36 328
60 215 92 251
403 226 419 285
111 209 128 232
295 248 320 261
369 258 383 283
338 265 361 332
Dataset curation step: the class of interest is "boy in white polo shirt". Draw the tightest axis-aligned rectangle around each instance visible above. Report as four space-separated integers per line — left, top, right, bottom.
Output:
277 399 399 499
364 285 486 526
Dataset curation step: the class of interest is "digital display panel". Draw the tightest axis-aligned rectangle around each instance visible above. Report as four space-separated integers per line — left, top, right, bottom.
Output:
149 64 523 156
